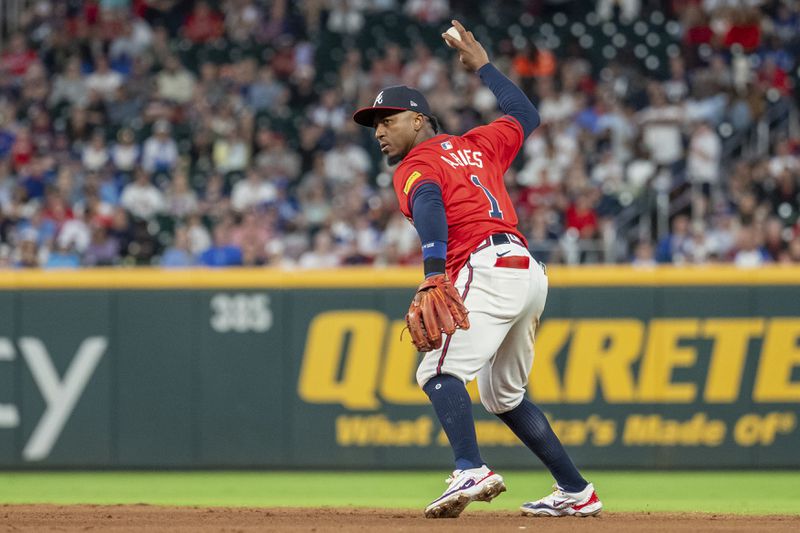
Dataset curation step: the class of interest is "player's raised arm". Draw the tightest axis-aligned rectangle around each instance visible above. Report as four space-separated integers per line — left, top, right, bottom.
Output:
443 19 541 138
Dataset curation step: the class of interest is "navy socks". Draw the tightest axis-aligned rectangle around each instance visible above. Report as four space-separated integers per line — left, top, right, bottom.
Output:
423 374 587 490
423 374 484 471
497 398 588 493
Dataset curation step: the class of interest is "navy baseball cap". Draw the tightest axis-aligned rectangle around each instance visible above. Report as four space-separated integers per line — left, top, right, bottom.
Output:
353 85 433 127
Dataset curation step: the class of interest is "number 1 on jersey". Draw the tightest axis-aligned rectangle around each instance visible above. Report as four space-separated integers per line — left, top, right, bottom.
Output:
470 175 503 219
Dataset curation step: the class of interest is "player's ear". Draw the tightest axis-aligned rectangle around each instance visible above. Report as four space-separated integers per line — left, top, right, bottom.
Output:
414 113 424 132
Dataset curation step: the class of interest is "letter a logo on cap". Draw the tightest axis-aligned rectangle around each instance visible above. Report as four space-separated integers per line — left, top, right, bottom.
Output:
374 91 384 106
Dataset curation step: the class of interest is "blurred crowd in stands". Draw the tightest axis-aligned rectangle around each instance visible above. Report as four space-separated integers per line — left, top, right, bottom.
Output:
0 0 798 269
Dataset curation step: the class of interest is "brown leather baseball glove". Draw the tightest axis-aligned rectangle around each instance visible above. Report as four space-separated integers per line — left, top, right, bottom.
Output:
405 274 470 352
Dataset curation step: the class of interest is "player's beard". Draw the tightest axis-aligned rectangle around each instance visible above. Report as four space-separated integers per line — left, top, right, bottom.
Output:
386 153 403 166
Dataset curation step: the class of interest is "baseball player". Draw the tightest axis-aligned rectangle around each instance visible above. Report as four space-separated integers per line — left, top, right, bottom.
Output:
353 20 602 519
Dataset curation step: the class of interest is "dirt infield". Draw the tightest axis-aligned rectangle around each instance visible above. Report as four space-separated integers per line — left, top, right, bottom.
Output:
1 505 798 532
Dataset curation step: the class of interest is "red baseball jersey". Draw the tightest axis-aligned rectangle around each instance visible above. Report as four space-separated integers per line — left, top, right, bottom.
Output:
393 116 528 280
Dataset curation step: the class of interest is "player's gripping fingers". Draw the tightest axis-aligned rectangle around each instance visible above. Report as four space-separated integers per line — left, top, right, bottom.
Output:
441 31 463 50
446 21 489 72
451 20 470 41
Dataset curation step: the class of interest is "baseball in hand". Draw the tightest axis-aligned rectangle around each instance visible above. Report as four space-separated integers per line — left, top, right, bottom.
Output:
444 26 462 48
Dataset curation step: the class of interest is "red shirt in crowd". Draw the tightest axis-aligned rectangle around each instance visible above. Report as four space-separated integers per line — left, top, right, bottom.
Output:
686 25 713 45
724 24 761 51
0 49 37 77
759 65 792 95
184 8 225 43
566 202 598 238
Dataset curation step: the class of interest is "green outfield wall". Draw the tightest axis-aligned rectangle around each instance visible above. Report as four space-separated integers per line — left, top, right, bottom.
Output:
0 266 798 469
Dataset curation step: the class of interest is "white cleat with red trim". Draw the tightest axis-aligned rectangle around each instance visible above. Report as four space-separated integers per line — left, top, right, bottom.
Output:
520 483 603 517
424 465 506 518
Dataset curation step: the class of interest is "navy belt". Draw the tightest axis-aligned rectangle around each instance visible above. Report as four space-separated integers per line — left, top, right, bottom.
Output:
490 233 525 246
475 233 526 254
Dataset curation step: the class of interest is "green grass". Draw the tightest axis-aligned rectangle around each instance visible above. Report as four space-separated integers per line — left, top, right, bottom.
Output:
0 471 797 515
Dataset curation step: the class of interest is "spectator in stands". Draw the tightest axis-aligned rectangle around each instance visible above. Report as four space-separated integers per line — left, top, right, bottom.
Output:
111 128 140 174
160 226 196 267
706 210 737 259
223 0 262 42
82 131 111 172
537 76 576 125
684 221 714 263
526 209 560 264
9 128 35 173
402 43 445 92
199 223 242 266
0 33 38 84
513 42 556 82
247 66 286 112
768 140 798 178
782 236 800 263
85 55 123 101
631 240 656 267
15 234 40 268
231 169 277 212
767 169 798 219
657 214 692 264
0 245 10 268
127 218 160 264
48 57 88 109
733 225 770 267
186 214 212 256
44 242 80 269
165 170 199 219
107 84 143 129
404 0 448 24
763 216 788 261
722 8 762 52
323 134 370 184
57 205 90 255
687 121 721 193
199 172 230 219
638 83 684 169
231 210 271 264
309 89 347 131
183 1 225 43
120 167 165 221
298 229 340 269
565 190 599 240
157 55 196 105
213 129 251 175
109 17 154 65
141 120 179 174
254 131 300 180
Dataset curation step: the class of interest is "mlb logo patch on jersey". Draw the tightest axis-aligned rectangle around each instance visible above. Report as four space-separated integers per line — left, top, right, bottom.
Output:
403 171 422 194
441 140 453 150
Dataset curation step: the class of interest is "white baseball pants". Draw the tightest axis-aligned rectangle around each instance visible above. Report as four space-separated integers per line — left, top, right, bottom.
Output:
416 234 548 414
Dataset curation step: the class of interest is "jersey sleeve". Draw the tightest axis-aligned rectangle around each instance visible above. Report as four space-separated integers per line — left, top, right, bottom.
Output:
392 159 442 219
461 116 524 172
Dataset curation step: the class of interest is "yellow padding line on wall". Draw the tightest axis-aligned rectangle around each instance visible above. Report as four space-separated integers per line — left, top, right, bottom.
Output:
0 265 798 289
